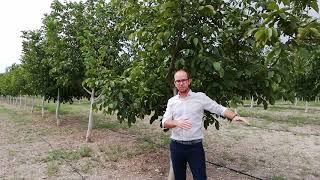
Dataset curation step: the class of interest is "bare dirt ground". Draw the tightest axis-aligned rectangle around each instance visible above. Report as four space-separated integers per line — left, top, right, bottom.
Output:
0 103 319 180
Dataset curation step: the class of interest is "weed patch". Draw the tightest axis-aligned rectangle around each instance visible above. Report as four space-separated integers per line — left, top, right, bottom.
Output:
43 146 92 163
47 161 59 176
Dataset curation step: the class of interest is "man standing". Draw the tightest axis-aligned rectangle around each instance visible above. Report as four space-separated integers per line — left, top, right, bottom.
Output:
162 69 249 180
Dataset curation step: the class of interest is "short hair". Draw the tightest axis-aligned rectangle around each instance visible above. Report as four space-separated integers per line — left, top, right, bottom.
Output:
174 69 191 79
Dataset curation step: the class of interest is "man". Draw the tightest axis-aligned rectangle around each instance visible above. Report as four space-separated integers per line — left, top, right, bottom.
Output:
162 69 249 180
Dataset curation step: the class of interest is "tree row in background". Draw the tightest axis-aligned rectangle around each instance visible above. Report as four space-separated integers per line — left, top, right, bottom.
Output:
0 0 319 141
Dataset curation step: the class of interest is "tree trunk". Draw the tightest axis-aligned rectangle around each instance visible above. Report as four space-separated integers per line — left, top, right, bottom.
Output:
56 89 61 126
24 95 27 109
19 95 22 108
31 96 35 113
294 97 298 106
304 101 308 113
41 96 45 118
250 96 254 108
86 89 95 142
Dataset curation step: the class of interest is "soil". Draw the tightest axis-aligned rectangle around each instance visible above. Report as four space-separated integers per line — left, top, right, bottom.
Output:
0 104 319 180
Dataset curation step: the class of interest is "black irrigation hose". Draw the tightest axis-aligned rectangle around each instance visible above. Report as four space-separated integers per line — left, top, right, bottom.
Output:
108 129 264 180
205 160 263 180
39 136 86 180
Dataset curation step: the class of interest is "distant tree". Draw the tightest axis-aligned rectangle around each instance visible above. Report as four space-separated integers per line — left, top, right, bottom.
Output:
79 0 130 141
42 0 87 125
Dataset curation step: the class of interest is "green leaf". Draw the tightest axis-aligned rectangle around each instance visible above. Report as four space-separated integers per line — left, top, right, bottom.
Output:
269 97 275 105
298 48 310 59
267 71 274 79
142 31 147 37
279 13 286 19
282 0 290 6
160 1 175 12
267 2 279 10
164 31 171 40
254 28 265 41
204 5 216 14
213 62 221 71
214 120 220 130
263 100 268 109
219 69 224 78
181 17 187 23
193 38 199 46
267 50 275 60
272 28 278 38
156 32 163 40
128 33 136 40
118 92 123 100
199 5 216 15
310 28 320 36
267 28 273 39
246 28 257 37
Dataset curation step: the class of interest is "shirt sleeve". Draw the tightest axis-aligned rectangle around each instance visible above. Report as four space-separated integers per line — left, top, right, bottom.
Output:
201 93 227 117
162 99 173 127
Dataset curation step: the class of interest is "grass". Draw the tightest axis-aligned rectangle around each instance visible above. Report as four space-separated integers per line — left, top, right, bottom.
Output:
136 136 159 153
80 159 96 173
43 146 92 176
47 161 59 176
43 146 92 163
270 176 286 180
1 99 319 178
102 144 131 162
0 105 32 125
221 151 236 162
94 116 129 130
237 106 320 126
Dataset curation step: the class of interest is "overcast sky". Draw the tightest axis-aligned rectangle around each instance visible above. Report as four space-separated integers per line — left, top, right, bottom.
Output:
0 0 54 73
0 1 319 73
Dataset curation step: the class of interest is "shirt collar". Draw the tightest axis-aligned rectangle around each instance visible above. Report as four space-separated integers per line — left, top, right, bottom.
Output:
178 89 192 99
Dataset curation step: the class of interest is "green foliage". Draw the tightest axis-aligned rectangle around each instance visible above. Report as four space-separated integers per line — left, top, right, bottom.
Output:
1 0 319 129
47 161 59 176
42 0 87 103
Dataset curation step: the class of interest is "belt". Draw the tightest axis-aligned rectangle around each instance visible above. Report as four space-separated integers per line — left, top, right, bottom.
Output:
171 139 202 145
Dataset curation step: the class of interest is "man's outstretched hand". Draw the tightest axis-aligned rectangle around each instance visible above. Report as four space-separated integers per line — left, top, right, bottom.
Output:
232 116 250 125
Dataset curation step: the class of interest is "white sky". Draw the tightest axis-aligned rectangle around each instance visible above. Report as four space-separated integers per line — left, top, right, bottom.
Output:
0 0 54 73
0 1 319 73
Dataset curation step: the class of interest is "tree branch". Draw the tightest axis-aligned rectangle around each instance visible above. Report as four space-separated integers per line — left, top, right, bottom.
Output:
82 85 92 95
94 89 105 101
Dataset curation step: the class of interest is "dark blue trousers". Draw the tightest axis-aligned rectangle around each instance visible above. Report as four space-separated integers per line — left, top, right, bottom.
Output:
170 140 207 180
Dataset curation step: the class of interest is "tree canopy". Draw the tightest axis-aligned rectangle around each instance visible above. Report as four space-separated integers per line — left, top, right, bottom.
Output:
0 0 319 128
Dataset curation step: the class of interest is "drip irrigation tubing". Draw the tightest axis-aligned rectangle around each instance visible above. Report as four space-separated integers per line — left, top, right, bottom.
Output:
205 160 263 180
39 136 85 180
108 129 264 180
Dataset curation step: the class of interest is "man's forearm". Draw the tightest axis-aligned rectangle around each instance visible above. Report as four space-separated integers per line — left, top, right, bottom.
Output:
163 119 177 129
164 119 192 129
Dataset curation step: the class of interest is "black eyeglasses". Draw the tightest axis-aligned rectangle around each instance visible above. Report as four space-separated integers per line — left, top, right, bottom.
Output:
175 79 189 83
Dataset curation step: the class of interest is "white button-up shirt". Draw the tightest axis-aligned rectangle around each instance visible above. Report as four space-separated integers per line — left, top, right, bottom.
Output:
162 90 227 141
